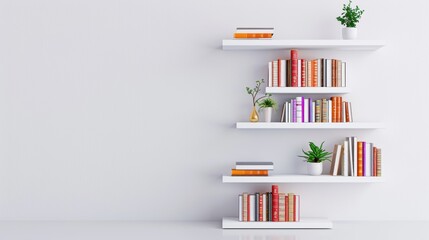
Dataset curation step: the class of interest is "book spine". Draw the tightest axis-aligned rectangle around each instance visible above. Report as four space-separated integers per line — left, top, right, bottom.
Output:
291 50 298 87
312 101 315 122
297 59 301 87
285 195 289 221
357 142 363 176
312 60 318 87
279 193 285 222
337 97 342 123
327 59 332 87
243 193 248 221
287 60 291 87
255 193 259 221
272 185 279 222
315 100 321 122
268 62 273 87
280 60 286 87
296 97 302 123
268 193 272 221
238 195 243 221
318 59 322 87
301 59 306 87
231 169 268 176
234 33 273 38
277 59 281 87
345 102 350 122
377 148 382 176
331 97 337 122
322 99 328 122
337 60 342 87
288 193 294 222
307 60 312 87
332 59 337 87
342 62 346 87
249 194 256 221
373 146 377 177
343 141 349 176
362 142 366 176
262 193 267 221
259 193 263 221
295 195 300 222
272 61 278 87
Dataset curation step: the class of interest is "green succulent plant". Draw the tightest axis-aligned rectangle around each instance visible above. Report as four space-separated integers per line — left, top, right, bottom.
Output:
258 97 278 111
336 0 365 28
299 142 332 163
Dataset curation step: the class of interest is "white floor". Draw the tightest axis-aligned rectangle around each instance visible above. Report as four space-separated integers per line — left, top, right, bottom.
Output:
0 221 428 240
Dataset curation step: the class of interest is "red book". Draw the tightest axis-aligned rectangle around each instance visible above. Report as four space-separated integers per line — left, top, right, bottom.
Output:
259 194 263 221
285 195 289 221
291 50 298 87
272 185 279 222
301 59 306 87
373 147 377 177
278 59 281 87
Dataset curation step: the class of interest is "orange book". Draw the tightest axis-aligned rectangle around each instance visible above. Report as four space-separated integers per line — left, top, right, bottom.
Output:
357 142 363 176
231 169 268 176
234 33 273 38
337 97 342 123
373 147 377 177
312 60 318 87
332 59 337 87
345 102 350 122
331 97 337 122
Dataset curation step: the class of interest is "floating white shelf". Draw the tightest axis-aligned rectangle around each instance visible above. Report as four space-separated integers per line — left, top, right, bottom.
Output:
222 175 384 183
266 87 350 94
236 122 385 129
222 217 333 229
222 39 386 51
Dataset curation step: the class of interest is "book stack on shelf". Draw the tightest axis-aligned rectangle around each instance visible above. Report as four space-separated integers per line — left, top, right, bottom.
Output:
268 50 346 88
330 137 382 177
233 27 274 39
280 96 353 123
231 162 273 176
239 185 300 222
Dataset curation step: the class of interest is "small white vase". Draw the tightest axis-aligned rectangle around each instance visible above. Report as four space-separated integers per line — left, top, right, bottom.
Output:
307 162 323 175
342 27 357 40
264 107 272 122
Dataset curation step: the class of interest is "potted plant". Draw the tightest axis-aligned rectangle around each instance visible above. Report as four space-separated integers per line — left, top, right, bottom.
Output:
336 0 365 40
246 79 271 122
299 142 332 175
258 97 277 122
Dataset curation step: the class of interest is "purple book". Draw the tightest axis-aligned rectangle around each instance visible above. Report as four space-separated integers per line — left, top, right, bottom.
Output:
362 142 366 176
301 97 305 122
292 99 296 122
309 98 313 122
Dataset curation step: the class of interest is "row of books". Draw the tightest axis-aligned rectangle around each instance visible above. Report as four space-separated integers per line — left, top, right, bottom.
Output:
268 50 347 88
330 137 382 177
233 27 274 39
231 162 273 176
280 96 353 123
239 185 300 222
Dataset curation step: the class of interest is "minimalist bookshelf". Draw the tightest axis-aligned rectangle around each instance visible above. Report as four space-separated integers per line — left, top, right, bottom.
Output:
222 39 386 51
236 122 385 129
222 217 333 229
222 175 384 183
266 87 350 94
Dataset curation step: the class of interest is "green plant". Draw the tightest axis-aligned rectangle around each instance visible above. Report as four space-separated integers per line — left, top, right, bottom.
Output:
336 0 365 28
246 79 271 106
258 97 277 111
299 142 332 163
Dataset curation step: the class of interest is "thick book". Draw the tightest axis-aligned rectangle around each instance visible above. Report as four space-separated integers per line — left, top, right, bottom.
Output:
235 162 274 170
238 195 243 221
365 143 372 176
331 97 337 122
307 60 312 87
315 100 321 122
231 169 268 176
280 60 286 87
291 50 298 87
233 33 273 38
272 185 279 222
337 97 342 123
322 99 328 122
373 146 377 177
296 97 303 123
330 144 342 175
357 142 363 176
243 193 248 222
311 59 318 87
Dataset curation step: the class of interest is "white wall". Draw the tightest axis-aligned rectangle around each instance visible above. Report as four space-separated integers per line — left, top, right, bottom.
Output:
0 0 428 220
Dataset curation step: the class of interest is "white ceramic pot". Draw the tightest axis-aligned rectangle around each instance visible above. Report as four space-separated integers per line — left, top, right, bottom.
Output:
264 107 272 122
307 162 323 175
342 27 357 40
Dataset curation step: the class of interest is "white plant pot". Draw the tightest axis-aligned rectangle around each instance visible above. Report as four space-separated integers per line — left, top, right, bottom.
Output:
342 27 357 40
307 162 323 175
264 107 272 122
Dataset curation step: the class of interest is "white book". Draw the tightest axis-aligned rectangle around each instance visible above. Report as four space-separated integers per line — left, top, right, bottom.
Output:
364 143 372 176
296 97 303 122
280 60 286 87
343 141 349 176
323 59 328 87
349 102 353 122
333 145 342 176
238 195 243 221
311 102 315 122
342 62 346 87
304 98 309 123
328 100 332 123
273 61 278 87
353 137 358 176
326 59 332 87
236 29 274 34
249 194 256 221
342 101 346 122
337 60 342 87
295 195 300 222
317 59 322 87
347 137 354 176
297 60 302 87
262 194 267 221
288 102 291 123
268 62 273 87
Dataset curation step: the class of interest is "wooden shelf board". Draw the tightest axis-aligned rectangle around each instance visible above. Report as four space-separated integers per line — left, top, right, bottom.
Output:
222 217 333 229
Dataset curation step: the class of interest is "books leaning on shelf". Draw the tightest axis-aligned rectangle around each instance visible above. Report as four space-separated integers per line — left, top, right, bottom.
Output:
231 162 273 176
280 96 353 123
233 27 274 39
268 49 347 88
238 185 300 222
330 137 382 177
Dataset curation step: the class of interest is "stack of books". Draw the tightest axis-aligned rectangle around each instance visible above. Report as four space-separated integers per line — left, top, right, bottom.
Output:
280 96 353 123
268 50 347 87
231 162 273 176
238 185 300 222
233 27 274 39
330 137 382 177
